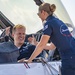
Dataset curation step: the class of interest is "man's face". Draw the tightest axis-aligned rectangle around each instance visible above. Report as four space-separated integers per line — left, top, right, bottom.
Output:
13 28 26 45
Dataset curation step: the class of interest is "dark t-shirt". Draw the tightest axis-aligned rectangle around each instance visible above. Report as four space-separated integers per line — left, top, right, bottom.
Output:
43 15 75 60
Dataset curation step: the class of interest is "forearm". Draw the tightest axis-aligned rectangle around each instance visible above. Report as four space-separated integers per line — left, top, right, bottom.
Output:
44 43 56 50
28 42 45 62
28 35 51 62
34 42 56 50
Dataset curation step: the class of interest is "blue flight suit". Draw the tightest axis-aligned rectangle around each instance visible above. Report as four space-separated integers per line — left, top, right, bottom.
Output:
43 15 75 75
17 42 43 60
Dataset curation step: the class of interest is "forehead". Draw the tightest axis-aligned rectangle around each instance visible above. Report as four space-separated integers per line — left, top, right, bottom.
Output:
15 28 25 33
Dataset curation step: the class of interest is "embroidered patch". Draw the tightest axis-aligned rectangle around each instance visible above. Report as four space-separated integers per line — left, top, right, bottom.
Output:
43 25 48 31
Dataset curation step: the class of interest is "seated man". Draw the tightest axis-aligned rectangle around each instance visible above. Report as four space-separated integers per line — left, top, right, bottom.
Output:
12 24 43 60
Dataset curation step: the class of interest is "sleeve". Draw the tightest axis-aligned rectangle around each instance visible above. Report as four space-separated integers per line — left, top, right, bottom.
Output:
0 36 9 42
43 22 52 36
4 35 9 42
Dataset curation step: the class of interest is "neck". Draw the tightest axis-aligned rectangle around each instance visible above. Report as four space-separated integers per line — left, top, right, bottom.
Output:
44 14 49 20
46 15 49 19
14 42 23 47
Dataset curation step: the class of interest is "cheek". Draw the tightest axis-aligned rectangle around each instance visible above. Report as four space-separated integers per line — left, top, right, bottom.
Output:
23 35 25 39
40 15 43 19
14 35 19 40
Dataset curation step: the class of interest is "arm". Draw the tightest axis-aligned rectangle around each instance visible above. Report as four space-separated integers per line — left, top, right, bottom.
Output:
27 35 56 62
5 27 10 36
28 35 56 50
5 27 10 42
44 42 56 50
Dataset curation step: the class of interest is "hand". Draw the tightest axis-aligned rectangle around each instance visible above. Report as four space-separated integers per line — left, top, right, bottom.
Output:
23 59 32 63
28 35 37 45
17 58 25 63
28 37 33 43
5 27 10 36
18 58 32 63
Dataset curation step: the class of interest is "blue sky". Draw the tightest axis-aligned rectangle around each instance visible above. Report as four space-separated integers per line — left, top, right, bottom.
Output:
61 0 75 27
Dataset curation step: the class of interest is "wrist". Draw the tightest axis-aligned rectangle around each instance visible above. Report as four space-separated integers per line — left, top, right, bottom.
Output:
35 41 38 46
5 35 9 42
28 59 32 63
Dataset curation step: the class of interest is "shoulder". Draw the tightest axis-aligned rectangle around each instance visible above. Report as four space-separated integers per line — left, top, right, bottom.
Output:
44 21 52 30
21 42 28 47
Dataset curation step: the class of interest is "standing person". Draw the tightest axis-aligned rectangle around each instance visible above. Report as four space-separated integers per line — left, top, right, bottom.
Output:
23 3 75 75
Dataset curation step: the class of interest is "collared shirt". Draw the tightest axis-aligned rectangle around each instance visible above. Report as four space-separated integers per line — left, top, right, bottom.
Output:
43 15 75 60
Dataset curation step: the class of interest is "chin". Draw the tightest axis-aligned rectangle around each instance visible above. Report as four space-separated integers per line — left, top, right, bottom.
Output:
19 41 24 44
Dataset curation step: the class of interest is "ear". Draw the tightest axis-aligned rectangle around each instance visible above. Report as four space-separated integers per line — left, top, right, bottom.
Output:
42 10 45 15
11 33 14 38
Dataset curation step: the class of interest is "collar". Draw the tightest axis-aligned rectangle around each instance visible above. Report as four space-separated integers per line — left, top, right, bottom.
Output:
46 15 55 21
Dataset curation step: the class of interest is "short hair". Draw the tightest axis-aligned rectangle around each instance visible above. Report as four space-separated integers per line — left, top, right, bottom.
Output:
39 3 56 15
12 24 26 33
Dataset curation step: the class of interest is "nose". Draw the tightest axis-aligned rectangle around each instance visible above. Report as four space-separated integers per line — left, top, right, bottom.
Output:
37 13 39 16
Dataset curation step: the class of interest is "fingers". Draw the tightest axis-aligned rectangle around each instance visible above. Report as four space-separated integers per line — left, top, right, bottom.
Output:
18 58 32 63
17 58 25 63
28 37 33 43
23 60 32 63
